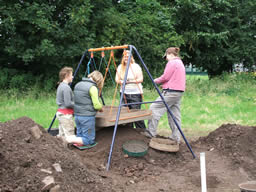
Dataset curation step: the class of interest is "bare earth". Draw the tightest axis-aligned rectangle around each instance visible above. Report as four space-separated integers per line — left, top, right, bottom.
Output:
0 117 255 192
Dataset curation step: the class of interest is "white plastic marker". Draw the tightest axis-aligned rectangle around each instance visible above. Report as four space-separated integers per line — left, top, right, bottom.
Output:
200 152 207 192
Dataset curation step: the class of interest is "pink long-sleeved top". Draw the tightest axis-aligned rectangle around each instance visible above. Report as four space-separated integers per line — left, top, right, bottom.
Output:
154 57 186 91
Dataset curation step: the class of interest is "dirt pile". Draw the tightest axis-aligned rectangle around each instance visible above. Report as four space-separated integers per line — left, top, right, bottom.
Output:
1 117 255 192
0 117 113 192
196 123 256 178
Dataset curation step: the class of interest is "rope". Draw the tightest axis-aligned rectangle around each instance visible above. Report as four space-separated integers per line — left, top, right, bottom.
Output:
98 51 104 71
100 51 130 116
86 58 91 75
85 52 96 75
99 51 112 96
85 52 98 76
99 51 115 85
90 52 97 71
99 49 148 121
109 82 119 116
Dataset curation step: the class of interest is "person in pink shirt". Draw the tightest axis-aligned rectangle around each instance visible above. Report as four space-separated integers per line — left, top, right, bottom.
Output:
143 47 186 144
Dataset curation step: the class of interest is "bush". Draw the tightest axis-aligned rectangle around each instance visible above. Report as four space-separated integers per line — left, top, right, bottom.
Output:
0 68 9 88
0 67 58 92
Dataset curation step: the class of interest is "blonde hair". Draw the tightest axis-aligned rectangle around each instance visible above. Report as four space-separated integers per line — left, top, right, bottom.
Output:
59 67 73 82
88 70 104 90
121 50 135 79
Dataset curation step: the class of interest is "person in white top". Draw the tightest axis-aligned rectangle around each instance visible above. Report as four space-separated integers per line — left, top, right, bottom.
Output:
115 50 146 129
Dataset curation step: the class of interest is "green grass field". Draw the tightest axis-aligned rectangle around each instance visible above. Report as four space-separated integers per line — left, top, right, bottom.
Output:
0 73 255 138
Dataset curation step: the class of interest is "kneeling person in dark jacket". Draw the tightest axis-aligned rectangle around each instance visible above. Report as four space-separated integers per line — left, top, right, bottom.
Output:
67 71 103 145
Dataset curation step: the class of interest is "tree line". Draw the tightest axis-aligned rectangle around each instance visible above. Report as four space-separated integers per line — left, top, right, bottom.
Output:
0 0 255 90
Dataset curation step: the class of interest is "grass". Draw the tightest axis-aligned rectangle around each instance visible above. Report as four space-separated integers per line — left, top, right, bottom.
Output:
0 73 255 138
0 88 59 128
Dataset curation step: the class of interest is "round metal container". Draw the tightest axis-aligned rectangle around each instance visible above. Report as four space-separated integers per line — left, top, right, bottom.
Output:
122 140 148 157
239 181 256 192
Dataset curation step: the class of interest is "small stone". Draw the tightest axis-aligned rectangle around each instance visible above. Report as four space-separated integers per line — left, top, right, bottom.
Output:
124 154 129 158
97 164 106 171
209 148 214 151
149 159 155 164
30 125 43 139
129 180 135 184
41 168 52 174
50 185 61 192
52 163 62 172
41 176 55 191
138 163 144 170
24 136 31 143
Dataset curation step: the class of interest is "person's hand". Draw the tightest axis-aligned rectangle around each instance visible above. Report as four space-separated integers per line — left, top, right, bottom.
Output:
128 79 134 84
120 80 123 84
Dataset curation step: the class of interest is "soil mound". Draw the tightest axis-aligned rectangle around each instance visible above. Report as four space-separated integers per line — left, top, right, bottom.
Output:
0 117 113 192
1 117 255 191
196 123 256 178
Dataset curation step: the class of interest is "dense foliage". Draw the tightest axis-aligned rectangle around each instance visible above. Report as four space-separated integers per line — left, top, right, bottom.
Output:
171 0 256 77
0 0 255 89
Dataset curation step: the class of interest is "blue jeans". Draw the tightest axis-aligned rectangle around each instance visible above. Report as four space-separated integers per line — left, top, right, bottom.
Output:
75 115 95 145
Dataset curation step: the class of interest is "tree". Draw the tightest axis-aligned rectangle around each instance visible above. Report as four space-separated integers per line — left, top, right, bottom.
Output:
2 0 254 89
170 0 256 77
115 0 182 76
0 0 93 77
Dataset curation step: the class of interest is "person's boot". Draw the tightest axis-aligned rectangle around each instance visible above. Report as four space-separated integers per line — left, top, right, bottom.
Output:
66 135 83 145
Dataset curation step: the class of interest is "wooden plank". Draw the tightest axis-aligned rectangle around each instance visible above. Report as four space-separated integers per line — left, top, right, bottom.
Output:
96 106 152 128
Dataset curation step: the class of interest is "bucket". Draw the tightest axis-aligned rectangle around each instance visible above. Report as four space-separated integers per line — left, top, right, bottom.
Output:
48 128 59 136
239 181 256 192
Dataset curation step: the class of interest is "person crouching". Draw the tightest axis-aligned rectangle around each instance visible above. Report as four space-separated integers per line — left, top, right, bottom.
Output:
67 71 103 145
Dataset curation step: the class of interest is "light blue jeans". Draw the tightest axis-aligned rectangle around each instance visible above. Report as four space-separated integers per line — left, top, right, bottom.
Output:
75 115 95 145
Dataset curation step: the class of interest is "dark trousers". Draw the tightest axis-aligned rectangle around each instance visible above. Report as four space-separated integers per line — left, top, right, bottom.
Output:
121 93 146 129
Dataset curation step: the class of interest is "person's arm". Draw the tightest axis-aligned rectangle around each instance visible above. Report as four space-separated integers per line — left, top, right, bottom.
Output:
89 86 103 110
63 87 74 108
154 61 175 84
115 65 123 84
